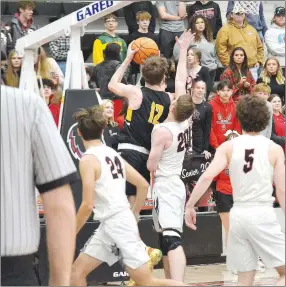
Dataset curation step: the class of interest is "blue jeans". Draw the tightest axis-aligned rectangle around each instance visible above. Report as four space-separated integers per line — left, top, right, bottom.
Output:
249 66 259 82
57 61 66 76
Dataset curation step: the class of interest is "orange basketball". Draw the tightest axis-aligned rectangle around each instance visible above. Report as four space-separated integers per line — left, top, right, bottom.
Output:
131 37 159 65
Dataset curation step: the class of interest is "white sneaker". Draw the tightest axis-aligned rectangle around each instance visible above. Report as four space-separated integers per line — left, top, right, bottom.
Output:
256 258 266 272
231 269 238 275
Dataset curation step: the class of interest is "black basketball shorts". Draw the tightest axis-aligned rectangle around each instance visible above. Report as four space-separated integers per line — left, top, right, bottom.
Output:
119 149 150 196
213 190 234 213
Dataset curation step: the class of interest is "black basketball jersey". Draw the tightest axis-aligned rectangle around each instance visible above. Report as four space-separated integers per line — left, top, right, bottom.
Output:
119 87 171 151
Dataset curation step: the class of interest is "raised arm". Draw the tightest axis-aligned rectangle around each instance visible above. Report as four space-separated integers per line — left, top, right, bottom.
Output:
108 44 143 110
185 142 231 229
175 30 195 98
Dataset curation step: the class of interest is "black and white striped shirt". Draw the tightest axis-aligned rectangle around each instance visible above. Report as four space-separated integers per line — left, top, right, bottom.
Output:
1 85 78 256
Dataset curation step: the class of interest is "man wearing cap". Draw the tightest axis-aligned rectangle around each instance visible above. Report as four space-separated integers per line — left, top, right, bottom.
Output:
265 7 285 74
216 5 264 81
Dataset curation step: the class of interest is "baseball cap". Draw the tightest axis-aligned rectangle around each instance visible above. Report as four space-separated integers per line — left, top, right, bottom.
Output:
274 7 285 17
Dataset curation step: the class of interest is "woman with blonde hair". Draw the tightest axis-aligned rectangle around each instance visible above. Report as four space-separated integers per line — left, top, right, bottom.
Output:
101 99 120 150
34 46 64 89
4 50 22 87
257 57 285 104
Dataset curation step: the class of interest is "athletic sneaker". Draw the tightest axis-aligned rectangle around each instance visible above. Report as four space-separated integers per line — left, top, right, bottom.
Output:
256 258 266 272
127 246 162 286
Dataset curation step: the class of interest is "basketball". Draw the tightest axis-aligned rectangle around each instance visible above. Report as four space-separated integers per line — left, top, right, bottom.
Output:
131 37 159 65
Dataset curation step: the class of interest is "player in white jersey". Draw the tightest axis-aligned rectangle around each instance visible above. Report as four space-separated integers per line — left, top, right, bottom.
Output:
185 96 285 286
147 94 194 282
71 106 187 286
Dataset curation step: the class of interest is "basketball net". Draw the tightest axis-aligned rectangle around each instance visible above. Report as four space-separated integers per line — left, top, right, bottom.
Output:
233 1 260 15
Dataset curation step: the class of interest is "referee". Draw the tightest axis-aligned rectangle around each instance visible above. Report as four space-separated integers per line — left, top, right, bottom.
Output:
1 85 78 286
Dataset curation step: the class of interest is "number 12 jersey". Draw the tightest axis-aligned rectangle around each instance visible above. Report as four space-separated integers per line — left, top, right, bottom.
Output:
84 145 130 221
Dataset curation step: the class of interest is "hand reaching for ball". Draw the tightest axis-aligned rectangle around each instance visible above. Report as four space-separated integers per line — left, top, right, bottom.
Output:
176 30 196 51
126 42 139 62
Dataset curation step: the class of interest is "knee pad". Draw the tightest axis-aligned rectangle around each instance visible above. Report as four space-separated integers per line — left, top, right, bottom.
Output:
159 229 182 256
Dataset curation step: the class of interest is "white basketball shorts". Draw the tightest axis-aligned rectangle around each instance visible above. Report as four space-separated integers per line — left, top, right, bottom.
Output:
152 176 186 235
227 205 285 272
82 208 149 269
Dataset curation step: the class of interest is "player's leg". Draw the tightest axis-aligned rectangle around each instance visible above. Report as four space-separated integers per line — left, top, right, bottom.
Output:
275 266 285 286
219 212 230 247
237 270 256 286
162 256 171 279
126 263 187 286
71 253 102 286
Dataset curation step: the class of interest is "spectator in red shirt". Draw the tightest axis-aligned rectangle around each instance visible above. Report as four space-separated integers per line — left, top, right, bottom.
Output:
209 80 241 150
268 94 286 150
220 47 256 103
213 131 239 247
38 78 61 126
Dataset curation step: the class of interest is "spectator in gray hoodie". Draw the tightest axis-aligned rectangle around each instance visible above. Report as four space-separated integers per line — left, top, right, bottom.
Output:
226 1 267 42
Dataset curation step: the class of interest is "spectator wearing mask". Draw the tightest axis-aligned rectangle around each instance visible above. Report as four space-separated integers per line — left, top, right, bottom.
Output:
220 47 256 103
91 43 129 129
265 7 285 75
34 46 64 89
124 1 156 34
216 6 264 81
226 1 267 42
38 78 62 126
156 1 186 58
187 1 222 39
9 1 36 51
253 83 273 139
173 14 219 91
101 99 120 150
48 16 70 76
209 80 241 150
186 47 211 98
257 57 285 105
93 14 127 66
4 50 22 88
268 94 286 150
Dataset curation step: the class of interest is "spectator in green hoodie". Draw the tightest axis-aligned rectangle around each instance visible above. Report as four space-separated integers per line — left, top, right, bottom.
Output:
93 13 127 66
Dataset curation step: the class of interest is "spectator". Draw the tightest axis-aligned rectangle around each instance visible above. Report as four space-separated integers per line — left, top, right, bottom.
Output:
93 14 127 66
156 1 186 58
186 47 210 98
226 1 267 42
257 57 285 105
91 43 129 129
4 50 22 88
265 7 285 75
48 15 69 75
1 50 8 84
124 1 156 34
209 80 241 150
8 1 36 51
1 22 13 56
187 1 222 39
34 46 64 89
174 14 219 92
38 78 61 126
128 11 158 83
189 79 212 157
101 99 120 150
268 94 286 150
220 47 256 103
85 66 96 89
253 83 273 139
216 6 264 81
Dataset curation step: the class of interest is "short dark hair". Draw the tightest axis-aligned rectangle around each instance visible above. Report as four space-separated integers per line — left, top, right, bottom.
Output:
37 78 54 90
174 94 195 122
217 80 232 91
142 56 167 85
104 43 121 61
74 106 106 141
236 96 270 133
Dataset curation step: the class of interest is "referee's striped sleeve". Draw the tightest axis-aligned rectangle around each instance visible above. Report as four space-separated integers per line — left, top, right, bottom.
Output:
31 95 79 193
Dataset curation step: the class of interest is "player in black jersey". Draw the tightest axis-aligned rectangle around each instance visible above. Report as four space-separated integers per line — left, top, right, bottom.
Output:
108 30 195 205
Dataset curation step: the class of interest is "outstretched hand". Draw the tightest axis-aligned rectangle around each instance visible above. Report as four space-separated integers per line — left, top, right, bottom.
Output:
175 30 196 51
126 41 139 61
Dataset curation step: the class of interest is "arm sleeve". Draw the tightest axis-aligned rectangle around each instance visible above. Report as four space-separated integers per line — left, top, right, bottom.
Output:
31 96 78 193
93 39 104 66
215 5 223 38
203 104 212 151
215 28 230 67
149 2 156 33
123 4 137 34
256 32 264 65
265 30 285 56
259 2 268 35
271 120 286 147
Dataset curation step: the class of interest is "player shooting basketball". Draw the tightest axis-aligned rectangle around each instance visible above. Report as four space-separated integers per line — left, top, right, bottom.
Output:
185 96 285 286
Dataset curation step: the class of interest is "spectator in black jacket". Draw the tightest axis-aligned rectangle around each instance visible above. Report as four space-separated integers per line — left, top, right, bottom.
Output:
1 50 8 84
8 1 36 52
187 1 222 39
124 1 156 34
